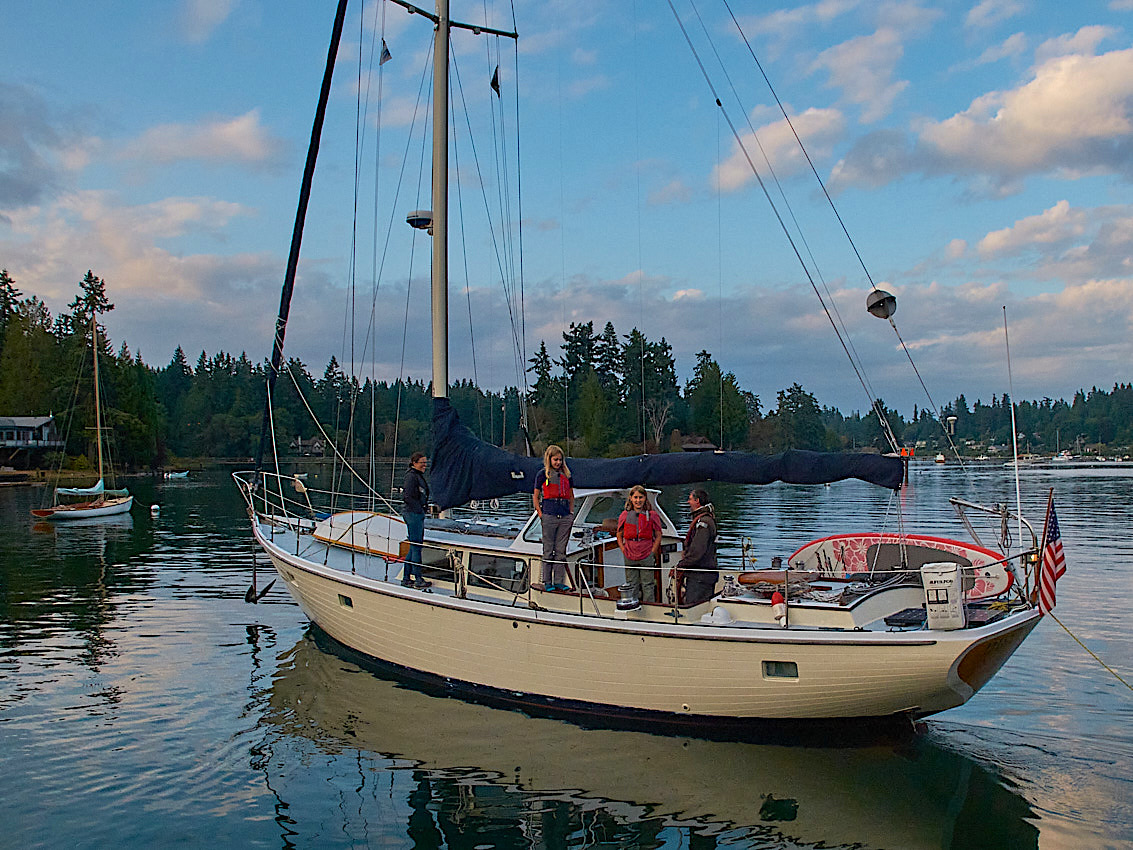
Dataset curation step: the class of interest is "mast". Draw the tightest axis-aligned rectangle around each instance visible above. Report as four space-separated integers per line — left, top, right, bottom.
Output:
92 315 105 484
431 0 451 400
253 0 350 474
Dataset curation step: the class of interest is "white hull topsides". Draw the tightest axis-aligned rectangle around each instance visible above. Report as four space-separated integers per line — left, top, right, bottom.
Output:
240 479 1041 725
32 495 134 521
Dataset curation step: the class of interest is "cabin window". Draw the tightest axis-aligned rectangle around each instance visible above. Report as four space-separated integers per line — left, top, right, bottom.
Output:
337 593 353 608
576 496 621 527
468 553 528 593
762 660 798 679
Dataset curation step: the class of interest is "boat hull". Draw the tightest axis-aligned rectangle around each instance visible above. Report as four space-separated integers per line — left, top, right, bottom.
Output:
255 523 1040 723
31 495 134 520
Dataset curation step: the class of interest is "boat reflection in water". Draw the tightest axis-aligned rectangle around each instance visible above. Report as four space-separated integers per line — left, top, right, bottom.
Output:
264 628 1038 849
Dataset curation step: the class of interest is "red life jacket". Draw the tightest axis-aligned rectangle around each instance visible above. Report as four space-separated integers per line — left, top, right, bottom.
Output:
541 473 572 500
622 510 654 541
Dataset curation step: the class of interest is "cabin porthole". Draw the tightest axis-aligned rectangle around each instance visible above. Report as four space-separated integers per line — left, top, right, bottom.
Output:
338 593 353 609
512 621 518 629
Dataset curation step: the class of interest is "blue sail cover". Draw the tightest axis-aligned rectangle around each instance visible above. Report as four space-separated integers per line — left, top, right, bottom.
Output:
431 398 903 510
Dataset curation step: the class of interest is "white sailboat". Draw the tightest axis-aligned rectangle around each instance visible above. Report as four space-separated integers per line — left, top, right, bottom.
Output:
235 0 1049 729
32 317 133 521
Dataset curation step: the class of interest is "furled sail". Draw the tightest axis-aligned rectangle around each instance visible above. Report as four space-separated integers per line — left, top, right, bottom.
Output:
430 398 903 509
56 479 105 497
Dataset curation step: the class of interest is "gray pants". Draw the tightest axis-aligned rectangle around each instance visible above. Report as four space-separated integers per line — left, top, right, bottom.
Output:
540 513 573 586
624 558 657 603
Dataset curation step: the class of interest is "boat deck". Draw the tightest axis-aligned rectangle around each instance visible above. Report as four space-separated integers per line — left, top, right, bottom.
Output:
256 517 1016 634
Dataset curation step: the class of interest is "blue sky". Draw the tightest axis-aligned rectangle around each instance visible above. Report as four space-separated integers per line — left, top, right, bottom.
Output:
4 0 1133 416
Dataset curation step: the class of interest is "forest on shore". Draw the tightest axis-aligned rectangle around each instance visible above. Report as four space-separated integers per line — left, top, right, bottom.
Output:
2 269 1131 470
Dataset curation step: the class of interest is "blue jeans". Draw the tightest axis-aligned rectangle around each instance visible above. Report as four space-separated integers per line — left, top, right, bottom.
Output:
402 511 425 582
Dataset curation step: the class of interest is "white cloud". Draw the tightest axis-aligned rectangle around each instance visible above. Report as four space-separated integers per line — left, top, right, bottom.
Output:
969 32 1028 67
1034 25 1117 65
744 0 861 41
834 45 1133 194
811 28 909 122
714 107 845 192
920 48 1133 184
647 179 693 206
119 110 283 167
179 0 236 44
965 0 1024 31
978 200 1088 257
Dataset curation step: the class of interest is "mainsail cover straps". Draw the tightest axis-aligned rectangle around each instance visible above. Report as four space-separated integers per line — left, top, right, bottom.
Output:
431 398 904 509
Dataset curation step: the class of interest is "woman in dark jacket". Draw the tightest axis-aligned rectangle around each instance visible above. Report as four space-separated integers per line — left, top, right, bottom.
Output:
401 452 430 588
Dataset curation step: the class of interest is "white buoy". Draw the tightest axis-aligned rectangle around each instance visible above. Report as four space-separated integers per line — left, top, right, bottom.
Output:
150 504 160 516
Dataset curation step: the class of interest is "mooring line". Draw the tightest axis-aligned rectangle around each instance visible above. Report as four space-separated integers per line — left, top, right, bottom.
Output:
1049 612 1132 691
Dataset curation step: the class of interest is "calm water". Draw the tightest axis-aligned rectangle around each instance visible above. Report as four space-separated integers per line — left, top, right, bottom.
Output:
2 465 1131 849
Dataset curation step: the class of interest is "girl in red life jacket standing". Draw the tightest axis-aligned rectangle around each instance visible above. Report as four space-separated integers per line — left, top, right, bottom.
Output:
616 485 662 603
533 445 575 591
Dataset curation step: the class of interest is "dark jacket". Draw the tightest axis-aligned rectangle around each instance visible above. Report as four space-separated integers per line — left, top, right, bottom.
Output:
676 506 717 570
402 467 429 515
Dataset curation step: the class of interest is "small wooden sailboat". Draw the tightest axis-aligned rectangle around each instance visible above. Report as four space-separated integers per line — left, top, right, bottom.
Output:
31 317 133 521
234 0 1051 729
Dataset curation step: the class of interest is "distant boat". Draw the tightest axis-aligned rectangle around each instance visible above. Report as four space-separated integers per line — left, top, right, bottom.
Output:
1003 455 1046 469
163 470 189 479
934 453 946 464
31 317 133 521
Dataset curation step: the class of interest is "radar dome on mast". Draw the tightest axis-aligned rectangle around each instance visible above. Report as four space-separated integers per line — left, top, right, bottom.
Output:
866 288 897 320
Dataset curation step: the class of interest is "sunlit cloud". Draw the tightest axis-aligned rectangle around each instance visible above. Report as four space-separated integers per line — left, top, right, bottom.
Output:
714 107 844 192
118 111 284 167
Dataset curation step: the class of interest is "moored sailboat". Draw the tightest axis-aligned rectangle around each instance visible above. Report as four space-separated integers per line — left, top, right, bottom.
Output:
235 0 1053 729
32 317 133 521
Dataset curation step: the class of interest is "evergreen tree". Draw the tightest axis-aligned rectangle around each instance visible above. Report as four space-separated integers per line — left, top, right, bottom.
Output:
0 269 22 359
685 350 748 449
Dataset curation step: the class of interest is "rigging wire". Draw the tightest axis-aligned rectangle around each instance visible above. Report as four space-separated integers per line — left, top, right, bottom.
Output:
450 52 528 402
664 0 899 454
507 5 532 445
392 38 437 497
720 0 959 458
367 0 389 506
633 0 647 454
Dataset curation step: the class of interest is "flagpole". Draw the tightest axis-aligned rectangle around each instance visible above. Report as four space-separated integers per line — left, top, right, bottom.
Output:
1034 487 1053 610
1003 306 1026 589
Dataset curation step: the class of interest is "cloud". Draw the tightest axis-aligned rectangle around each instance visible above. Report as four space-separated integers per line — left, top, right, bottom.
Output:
647 179 693 206
967 32 1028 68
1034 25 1117 65
827 128 918 190
945 239 967 259
811 28 909 122
978 200 1088 257
965 0 1024 31
714 107 845 192
921 48 1133 183
742 0 861 43
0 82 88 208
118 110 284 167
179 0 236 44
832 44 1133 194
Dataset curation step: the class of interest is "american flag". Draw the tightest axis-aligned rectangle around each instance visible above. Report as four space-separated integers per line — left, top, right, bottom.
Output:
1037 494 1067 615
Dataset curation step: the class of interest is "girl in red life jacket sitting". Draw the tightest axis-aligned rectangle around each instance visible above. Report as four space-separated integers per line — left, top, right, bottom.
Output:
617 485 663 603
533 445 574 591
